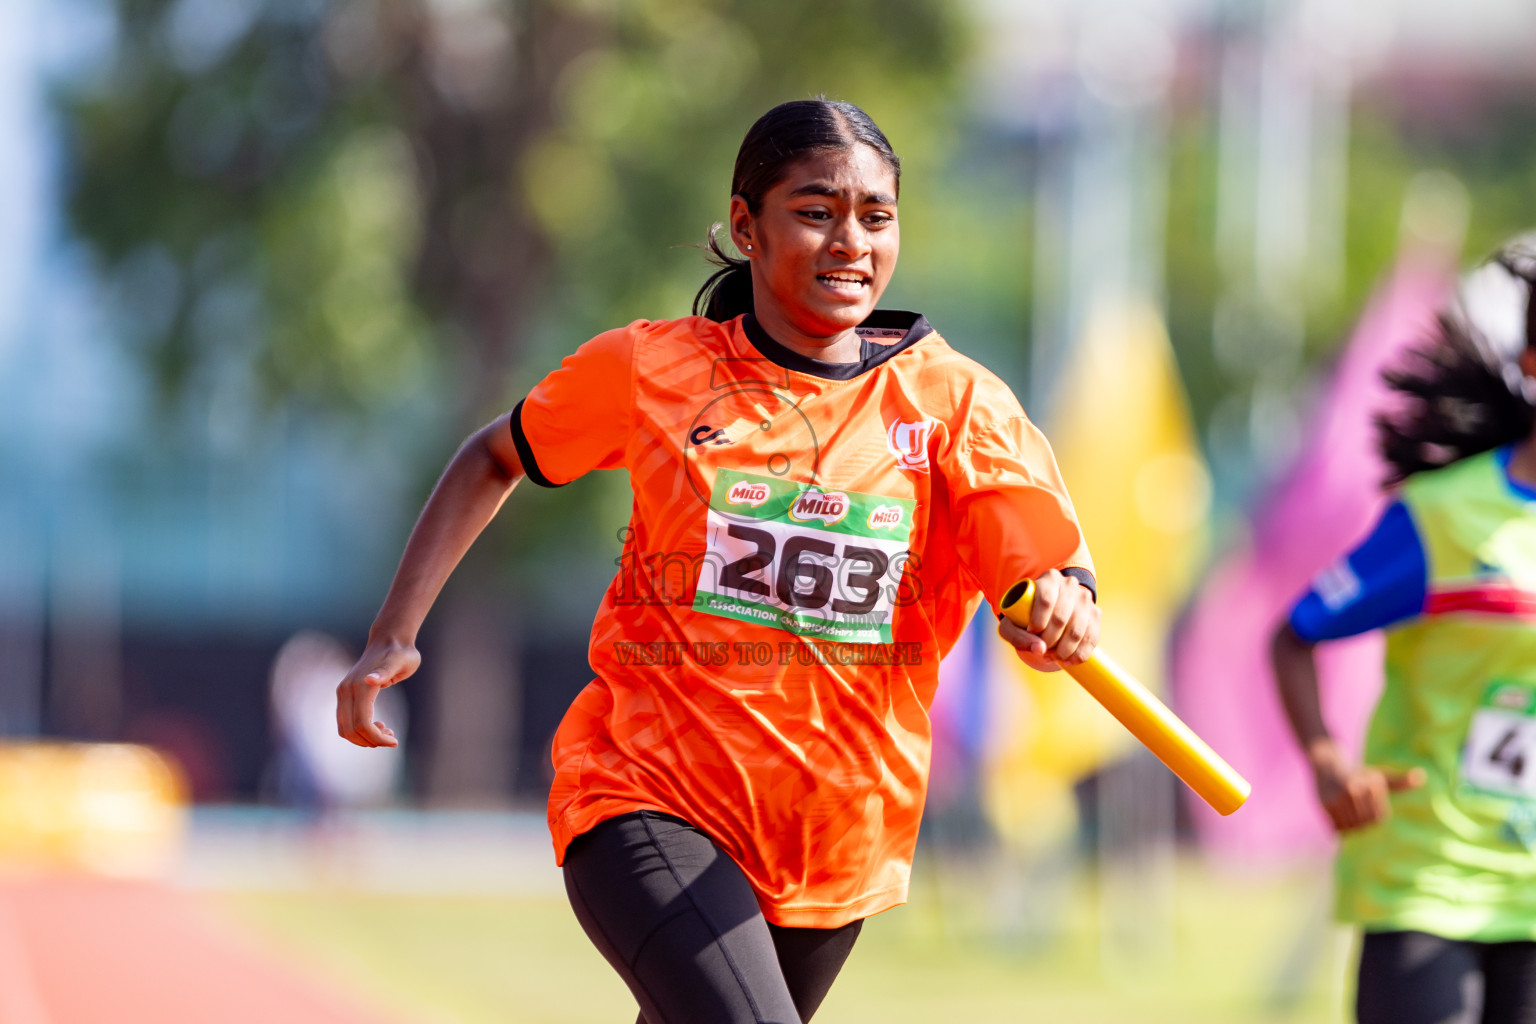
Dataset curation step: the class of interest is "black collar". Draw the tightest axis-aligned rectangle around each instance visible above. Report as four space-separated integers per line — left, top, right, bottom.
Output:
741 310 933 381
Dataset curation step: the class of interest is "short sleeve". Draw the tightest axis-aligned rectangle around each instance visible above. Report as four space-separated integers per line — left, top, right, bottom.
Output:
510 325 636 487
1287 501 1428 643
942 413 1095 614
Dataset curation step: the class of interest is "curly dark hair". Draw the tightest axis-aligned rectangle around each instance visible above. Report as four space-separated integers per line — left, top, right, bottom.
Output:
1377 248 1536 485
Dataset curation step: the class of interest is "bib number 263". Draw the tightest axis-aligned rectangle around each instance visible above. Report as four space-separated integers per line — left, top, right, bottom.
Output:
693 470 915 645
719 523 891 614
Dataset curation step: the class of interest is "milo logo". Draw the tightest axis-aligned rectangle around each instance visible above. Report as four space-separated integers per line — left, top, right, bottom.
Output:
1490 683 1534 713
867 504 903 530
789 489 849 525
727 481 771 507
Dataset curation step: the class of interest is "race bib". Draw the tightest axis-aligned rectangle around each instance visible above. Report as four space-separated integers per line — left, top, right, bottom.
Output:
693 469 915 645
1460 681 1536 799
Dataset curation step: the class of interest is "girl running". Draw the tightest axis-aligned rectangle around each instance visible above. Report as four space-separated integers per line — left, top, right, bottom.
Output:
337 99 1099 1024
1274 247 1536 1024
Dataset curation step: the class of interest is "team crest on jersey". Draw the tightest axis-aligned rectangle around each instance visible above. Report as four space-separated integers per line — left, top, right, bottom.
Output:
788 489 850 525
886 418 936 473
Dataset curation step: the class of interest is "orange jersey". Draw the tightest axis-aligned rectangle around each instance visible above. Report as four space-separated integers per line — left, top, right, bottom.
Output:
512 312 1092 927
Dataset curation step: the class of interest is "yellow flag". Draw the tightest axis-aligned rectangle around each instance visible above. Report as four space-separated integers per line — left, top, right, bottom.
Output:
986 299 1210 841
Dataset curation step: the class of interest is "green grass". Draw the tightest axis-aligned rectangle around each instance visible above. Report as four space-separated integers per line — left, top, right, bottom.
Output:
215 858 1352 1024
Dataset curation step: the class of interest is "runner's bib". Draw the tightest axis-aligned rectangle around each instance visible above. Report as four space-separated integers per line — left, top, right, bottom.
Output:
1461 680 1536 800
693 469 915 645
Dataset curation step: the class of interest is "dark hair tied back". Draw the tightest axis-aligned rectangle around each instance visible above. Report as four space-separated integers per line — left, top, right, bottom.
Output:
694 225 755 324
693 99 901 323
1377 246 1536 484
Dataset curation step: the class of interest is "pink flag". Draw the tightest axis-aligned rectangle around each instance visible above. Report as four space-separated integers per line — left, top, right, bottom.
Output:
1173 259 1453 859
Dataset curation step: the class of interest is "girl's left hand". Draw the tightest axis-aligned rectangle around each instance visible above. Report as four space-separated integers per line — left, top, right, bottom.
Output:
996 569 1099 672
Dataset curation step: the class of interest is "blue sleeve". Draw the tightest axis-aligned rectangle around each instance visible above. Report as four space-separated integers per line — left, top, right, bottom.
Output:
1287 501 1427 643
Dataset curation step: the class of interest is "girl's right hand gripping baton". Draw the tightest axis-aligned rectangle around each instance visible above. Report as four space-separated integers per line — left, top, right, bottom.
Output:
1000 579 1251 816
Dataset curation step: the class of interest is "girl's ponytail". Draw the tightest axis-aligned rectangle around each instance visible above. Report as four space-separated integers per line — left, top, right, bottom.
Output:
693 224 754 322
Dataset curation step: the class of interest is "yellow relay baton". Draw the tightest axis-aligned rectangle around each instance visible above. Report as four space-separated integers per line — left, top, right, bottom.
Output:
1000 579 1251 816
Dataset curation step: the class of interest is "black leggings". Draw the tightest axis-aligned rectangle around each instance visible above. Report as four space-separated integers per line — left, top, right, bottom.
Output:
1358 931 1536 1024
562 811 862 1024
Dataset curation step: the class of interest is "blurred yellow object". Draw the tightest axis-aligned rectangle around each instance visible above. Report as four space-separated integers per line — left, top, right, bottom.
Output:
983 297 1210 798
981 631 1119 847
1000 580 1250 816
1048 300 1211 687
984 301 1214 835
0 742 189 877
982 762 1081 853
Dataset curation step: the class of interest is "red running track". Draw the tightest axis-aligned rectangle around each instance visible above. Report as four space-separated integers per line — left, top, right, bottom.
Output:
0 876 403 1024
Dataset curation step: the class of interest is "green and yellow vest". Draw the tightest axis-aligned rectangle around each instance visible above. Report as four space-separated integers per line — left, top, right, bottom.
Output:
1340 449 1536 940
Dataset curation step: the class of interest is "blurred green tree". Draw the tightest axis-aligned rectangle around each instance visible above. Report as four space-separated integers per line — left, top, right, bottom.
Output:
59 0 966 802
63 0 964 420
1161 85 1536 508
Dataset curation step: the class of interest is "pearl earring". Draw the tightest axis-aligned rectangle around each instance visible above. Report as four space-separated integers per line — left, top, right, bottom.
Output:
745 245 752 251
